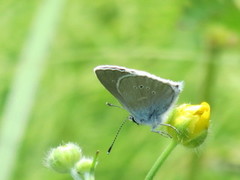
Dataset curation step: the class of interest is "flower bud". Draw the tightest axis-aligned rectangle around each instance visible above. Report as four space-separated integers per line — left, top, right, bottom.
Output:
206 25 239 49
45 143 82 173
167 102 210 148
75 157 94 174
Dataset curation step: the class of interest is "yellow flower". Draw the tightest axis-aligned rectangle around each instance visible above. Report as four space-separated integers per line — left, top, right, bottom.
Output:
167 102 210 148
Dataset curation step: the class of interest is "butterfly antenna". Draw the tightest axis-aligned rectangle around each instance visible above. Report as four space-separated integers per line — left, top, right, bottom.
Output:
107 118 128 154
106 102 125 110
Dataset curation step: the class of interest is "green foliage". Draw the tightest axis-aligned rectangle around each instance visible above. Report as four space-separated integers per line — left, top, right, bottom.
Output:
1 0 240 179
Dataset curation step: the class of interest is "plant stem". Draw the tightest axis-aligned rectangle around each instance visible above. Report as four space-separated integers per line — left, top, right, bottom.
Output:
0 0 66 180
84 173 95 180
70 168 83 180
70 169 95 180
145 140 178 180
188 36 221 180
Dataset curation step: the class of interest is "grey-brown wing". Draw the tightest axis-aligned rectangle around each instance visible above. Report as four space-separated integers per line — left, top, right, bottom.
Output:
117 75 181 124
94 66 130 107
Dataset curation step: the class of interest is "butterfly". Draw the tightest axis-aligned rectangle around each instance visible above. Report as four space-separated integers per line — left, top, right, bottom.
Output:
94 65 183 135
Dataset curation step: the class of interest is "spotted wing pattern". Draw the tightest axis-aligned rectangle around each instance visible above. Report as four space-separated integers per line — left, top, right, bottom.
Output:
94 65 183 128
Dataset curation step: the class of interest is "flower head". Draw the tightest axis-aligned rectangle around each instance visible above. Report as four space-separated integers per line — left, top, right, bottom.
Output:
206 25 239 49
75 157 94 174
167 102 210 148
45 143 82 173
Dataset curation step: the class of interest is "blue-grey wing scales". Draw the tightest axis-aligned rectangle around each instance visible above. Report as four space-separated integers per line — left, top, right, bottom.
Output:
117 75 181 129
94 65 183 129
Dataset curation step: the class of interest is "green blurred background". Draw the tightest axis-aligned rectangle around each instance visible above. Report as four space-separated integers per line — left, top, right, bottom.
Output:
1 0 240 179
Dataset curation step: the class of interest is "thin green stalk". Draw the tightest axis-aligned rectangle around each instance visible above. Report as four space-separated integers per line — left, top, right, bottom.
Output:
71 168 83 180
0 0 66 180
70 169 95 180
90 150 99 174
83 173 95 180
188 38 220 180
201 46 220 103
145 140 178 180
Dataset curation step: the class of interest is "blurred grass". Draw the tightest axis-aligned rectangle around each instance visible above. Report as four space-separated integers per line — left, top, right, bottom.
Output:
0 0 240 180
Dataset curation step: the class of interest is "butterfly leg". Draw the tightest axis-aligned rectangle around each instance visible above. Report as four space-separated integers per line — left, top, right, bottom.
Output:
159 123 180 134
151 129 172 138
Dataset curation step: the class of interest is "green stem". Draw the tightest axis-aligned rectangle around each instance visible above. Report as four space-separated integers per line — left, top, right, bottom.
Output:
70 168 83 180
90 150 99 174
70 167 95 180
0 0 66 179
84 173 95 180
145 140 178 180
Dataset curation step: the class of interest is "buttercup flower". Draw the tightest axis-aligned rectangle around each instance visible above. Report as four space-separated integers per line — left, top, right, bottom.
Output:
167 102 210 148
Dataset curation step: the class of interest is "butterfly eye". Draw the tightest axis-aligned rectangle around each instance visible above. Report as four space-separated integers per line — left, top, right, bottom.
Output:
152 91 156 95
139 85 144 89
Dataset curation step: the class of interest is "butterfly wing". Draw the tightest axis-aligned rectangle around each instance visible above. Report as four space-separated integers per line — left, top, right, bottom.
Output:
94 65 130 107
117 75 182 127
94 65 183 128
